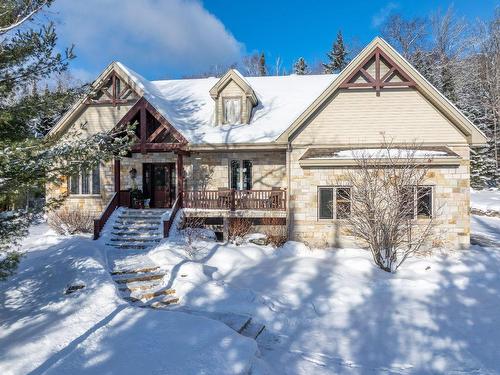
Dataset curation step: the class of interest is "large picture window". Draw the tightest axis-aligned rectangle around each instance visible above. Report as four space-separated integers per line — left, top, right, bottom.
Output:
230 159 252 190
318 186 351 220
223 98 242 124
68 166 101 195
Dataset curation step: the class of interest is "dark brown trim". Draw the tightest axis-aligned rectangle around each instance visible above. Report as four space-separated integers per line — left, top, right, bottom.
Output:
176 153 184 207
340 47 417 93
114 97 189 153
140 106 146 154
114 159 121 192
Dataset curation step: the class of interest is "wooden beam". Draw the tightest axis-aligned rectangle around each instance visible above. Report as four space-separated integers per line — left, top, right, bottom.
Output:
130 143 185 152
375 50 381 96
112 73 116 106
140 106 146 154
147 124 168 143
176 153 184 207
114 159 121 192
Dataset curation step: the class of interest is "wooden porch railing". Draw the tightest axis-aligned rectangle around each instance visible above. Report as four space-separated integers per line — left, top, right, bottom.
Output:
163 193 182 238
183 189 286 211
93 190 132 240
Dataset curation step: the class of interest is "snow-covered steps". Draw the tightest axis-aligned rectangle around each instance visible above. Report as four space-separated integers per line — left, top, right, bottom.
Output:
239 318 266 339
111 266 160 276
113 272 166 284
175 309 266 340
150 296 180 308
107 208 168 251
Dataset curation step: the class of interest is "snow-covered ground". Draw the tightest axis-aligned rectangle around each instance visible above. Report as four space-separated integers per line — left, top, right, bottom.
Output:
471 188 500 213
0 225 257 375
1 191 500 374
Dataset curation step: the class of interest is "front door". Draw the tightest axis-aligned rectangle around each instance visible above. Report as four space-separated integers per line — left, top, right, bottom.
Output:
143 163 176 208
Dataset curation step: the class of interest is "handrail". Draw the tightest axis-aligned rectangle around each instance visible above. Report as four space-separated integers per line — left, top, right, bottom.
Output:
163 193 182 238
93 192 119 240
183 189 286 211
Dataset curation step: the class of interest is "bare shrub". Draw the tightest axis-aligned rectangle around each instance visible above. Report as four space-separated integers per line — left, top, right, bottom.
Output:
228 218 252 244
48 209 93 235
177 214 206 258
341 140 437 272
261 217 288 247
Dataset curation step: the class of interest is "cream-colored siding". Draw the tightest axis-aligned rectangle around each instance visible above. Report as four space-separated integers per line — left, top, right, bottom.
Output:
292 88 467 145
61 104 133 139
216 80 252 125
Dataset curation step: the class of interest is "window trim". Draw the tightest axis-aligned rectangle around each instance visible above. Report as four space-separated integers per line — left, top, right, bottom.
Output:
317 186 352 221
229 159 252 190
67 165 101 196
222 96 243 125
412 185 434 219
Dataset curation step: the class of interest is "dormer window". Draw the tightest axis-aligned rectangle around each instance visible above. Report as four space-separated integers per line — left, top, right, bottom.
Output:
210 69 258 126
223 98 242 124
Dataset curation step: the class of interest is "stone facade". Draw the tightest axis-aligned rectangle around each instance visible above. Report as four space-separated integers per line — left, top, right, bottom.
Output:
287 145 471 250
49 150 287 218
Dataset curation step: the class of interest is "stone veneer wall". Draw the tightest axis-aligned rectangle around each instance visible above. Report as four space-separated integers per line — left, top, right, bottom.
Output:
185 151 286 190
46 160 115 218
288 145 471 250
48 150 287 218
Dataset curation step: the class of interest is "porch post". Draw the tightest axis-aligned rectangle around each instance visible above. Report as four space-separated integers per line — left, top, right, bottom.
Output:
114 159 121 193
140 106 146 154
176 152 184 207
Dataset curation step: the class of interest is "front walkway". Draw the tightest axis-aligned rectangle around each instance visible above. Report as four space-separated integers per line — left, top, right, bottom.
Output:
102 208 265 338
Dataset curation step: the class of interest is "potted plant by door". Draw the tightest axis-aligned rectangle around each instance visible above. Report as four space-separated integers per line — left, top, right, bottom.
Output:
129 168 143 208
130 188 144 209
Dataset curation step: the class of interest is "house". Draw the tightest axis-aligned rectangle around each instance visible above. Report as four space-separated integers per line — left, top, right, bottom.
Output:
47 37 487 248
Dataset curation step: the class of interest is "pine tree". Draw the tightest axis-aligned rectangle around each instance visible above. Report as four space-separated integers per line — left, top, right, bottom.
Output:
0 0 134 279
259 52 267 76
323 30 349 74
293 57 310 75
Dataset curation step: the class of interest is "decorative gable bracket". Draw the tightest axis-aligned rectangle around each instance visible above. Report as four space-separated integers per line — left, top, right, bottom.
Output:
340 47 416 96
115 97 188 154
86 71 138 106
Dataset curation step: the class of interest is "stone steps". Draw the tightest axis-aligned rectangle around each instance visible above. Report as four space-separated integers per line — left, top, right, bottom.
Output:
110 237 162 243
114 272 166 284
150 296 180 308
239 318 266 339
107 243 149 250
111 266 160 275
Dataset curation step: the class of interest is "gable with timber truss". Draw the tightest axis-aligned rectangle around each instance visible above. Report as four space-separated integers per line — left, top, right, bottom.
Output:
279 37 486 146
115 97 187 153
87 71 139 106
340 47 416 94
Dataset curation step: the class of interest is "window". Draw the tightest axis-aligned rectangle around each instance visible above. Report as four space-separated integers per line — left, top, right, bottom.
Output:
223 98 242 124
403 186 433 218
318 187 351 219
68 166 100 195
230 160 252 190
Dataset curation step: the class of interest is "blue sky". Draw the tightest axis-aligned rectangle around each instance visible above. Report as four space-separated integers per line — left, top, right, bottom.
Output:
51 0 497 82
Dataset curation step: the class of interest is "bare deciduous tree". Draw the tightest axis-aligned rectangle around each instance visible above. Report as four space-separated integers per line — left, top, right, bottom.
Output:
339 141 436 272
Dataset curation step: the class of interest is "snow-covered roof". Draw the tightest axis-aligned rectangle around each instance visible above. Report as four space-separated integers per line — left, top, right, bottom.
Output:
299 147 462 167
116 62 337 144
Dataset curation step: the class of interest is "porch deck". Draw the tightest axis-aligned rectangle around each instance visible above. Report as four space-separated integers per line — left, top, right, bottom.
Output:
183 189 286 211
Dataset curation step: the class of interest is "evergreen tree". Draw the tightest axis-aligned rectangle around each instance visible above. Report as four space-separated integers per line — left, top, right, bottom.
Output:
293 57 310 75
323 30 349 74
0 0 134 279
259 52 267 76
